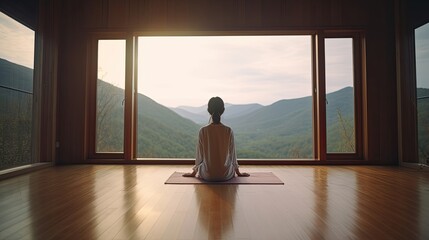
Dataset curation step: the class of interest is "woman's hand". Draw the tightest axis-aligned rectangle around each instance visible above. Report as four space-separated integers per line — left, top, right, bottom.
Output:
183 170 197 177
237 172 250 177
235 168 250 177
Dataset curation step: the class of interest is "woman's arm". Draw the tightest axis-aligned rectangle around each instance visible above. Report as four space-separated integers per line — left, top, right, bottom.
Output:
230 129 249 177
183 129 203 177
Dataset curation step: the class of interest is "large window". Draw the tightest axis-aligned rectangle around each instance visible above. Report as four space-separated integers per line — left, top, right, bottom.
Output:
415 23 429 165
0 12 35 170
137 36 313 159
88 32 365 161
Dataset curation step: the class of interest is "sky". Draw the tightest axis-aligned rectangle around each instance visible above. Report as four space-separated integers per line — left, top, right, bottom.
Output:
0 12 34 69
2 7 428 107
415 22 429 90
99 36 355 107
137 36 313 107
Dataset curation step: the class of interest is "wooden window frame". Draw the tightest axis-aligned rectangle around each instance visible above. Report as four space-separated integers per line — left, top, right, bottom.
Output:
317 31 365 161
87 33 136 160
86 30 366 162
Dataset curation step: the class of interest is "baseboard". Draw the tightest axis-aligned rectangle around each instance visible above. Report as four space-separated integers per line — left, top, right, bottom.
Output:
0 162 53 180
400 161 429 171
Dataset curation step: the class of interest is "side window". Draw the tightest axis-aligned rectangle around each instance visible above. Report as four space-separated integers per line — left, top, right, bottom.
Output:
96 40 126 153
415 23 429 165
324 38 355 154
0 12 35 170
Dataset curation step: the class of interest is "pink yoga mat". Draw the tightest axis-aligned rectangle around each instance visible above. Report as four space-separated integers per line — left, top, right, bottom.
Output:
165 172 284 185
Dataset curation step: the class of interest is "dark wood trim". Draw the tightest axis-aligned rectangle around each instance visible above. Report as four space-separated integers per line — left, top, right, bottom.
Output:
354 33 364 159
85 37 98 158
85 30 368 163
322 32 365 161
86 34 130 160
132 36 138 159
86 36 98 159
124 35 135 160
312 35 319 160
316 33 327 161
395 0 420 164
361 34 369 161
85 159 371 165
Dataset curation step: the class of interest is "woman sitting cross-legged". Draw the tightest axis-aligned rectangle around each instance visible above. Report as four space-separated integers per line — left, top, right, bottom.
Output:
183 96 250 181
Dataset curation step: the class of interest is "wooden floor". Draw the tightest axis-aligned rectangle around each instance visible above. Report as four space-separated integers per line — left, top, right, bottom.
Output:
0 165 428 240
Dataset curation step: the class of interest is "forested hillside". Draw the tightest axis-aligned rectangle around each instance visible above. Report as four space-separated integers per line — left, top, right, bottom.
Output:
98 81 360 159
171 103 263 124
0 59 33 170
97 80 200 158
417 88 429 162
3 58 428 161
97 82 424 159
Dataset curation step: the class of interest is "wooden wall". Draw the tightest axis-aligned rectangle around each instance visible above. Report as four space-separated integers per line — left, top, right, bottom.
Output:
395 0 429 164
54 0 399 164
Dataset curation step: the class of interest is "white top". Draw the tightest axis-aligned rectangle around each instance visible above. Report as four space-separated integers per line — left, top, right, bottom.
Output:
193 123 239 181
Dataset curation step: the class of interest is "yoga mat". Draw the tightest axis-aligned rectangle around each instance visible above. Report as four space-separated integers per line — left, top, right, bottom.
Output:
165 172 284 185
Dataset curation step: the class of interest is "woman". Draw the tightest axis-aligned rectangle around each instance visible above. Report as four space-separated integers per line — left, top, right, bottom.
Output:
183 97 249 181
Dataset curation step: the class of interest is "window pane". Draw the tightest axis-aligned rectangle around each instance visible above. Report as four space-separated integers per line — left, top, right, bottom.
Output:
325 38 355 153
415 23 429 165
137 36 313 159
96 40 125 153
0 12 35 170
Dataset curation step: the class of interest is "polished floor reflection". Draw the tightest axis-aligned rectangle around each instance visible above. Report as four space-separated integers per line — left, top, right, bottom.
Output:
0 165 428 239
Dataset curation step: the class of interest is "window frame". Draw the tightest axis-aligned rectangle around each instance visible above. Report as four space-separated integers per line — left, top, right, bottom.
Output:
0 10 38 169
87 30 366 162
87 33 136 160
317 31 365 161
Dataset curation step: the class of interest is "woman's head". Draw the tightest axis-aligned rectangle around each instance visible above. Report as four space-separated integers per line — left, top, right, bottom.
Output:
207 97 225 124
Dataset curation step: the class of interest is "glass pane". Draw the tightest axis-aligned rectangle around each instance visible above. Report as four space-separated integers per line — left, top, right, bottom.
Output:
96 40 126 153
0 12 35 170
415 23 429 165
325 38 355 153
137 36 313 159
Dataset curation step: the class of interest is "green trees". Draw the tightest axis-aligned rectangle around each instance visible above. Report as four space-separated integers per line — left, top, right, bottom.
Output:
417 88 429 164
335 108 355 153
0 59 33 170
0 92 32 170
96 79 124 152
95 80 429 160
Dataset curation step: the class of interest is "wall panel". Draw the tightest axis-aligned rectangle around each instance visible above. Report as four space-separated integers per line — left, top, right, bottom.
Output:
55 0 398 164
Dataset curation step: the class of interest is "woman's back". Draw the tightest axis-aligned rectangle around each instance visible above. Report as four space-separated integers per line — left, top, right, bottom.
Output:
196 123 237 181
183 96 248 180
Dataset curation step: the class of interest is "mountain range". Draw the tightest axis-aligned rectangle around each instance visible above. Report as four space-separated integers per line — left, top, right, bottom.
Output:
2 58 428 160
171 103 263 124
